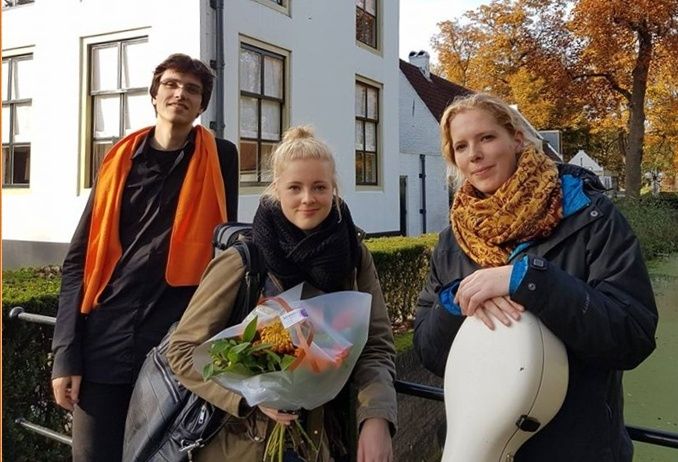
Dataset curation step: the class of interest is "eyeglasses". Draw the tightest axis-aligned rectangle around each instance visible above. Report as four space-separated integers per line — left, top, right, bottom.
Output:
159 79 203 96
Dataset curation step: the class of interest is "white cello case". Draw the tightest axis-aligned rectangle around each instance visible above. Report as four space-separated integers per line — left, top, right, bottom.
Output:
441 311 568 462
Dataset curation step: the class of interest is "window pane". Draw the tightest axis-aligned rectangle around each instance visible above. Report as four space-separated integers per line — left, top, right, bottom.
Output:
240 49 261 94
12 144 30 184
356 9 376 47
367 87 378 119
240 140 257 172
92 44 119 92
263 55 283 98
355 120 364 149
13 103 32 143
94 95 121 138
365 0 376 15
122 40 149 89
2 146 10 184
2 106 9 143
261 100 281 141
364 152 377 184
2 61 9 101
124 92 154 134
260 142 275 182
13 58 34 99
365 122 376 151
90 141 114 185
239 96 259 138
355 84 366 117
239 140 258 182
355 151 364 184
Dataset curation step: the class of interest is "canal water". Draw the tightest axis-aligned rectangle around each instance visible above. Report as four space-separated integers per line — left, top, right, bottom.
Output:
624 255 678 461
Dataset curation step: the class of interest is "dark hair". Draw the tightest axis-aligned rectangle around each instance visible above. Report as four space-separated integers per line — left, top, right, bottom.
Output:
149 53 214 110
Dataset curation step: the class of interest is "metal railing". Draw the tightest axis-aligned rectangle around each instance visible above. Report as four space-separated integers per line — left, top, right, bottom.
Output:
393 380 678 450
9 307 678 451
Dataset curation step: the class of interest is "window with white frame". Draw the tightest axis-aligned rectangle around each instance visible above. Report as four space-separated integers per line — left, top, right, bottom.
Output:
355 81 379 185
356 0 377 48
2 54 33 186
87 37 153 187
239 43 285 185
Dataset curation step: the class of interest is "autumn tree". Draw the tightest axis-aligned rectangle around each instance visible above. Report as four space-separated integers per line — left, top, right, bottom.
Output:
568 0 678 197
643 56 678 184
433 0 580 132
433 0 678 197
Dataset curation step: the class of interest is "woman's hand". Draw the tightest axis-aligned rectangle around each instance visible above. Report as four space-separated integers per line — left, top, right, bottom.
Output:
358 418 393 462
473 296 525 330
455 266 513 316
257 406 299 426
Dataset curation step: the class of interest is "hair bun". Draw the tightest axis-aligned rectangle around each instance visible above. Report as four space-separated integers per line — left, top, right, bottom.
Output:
282 125 315 142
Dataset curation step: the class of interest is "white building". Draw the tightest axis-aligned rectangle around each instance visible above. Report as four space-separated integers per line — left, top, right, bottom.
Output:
569 149 613 189
398 52 471 235
2 0 400 268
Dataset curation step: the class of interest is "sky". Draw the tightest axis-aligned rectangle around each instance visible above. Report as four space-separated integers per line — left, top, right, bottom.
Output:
399 0 488 64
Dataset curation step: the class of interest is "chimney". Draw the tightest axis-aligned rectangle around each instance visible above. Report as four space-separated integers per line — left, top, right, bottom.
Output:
408 50 431 80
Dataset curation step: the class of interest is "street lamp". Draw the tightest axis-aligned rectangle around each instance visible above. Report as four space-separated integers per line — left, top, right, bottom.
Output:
644 170 664 197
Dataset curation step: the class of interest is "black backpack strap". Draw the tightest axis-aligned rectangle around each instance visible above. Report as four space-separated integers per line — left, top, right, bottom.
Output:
226 239 266 328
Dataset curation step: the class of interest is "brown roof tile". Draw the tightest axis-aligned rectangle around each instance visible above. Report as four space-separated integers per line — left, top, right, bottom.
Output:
400 59 473 122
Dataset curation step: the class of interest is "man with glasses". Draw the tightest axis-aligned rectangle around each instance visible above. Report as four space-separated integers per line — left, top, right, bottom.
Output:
51 53 239 462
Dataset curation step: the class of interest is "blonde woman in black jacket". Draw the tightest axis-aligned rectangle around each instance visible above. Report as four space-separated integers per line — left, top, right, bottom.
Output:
414 93 657 462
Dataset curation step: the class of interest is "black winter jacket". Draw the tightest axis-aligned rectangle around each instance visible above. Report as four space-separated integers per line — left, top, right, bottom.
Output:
413 165 658 462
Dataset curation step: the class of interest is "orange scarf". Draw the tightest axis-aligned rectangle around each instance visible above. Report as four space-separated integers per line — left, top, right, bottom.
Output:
451 148 563 267
80 125 227 314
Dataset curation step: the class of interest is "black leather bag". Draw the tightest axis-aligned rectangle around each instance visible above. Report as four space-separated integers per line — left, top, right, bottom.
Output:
123 223 265 462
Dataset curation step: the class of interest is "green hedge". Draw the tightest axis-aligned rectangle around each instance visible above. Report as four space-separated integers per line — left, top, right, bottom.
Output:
616 197 678 260
364 234 438 325
2 267 70 462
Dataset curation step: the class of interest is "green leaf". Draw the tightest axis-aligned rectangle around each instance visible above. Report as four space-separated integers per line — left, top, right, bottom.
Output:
250 342 273 352
210 339 232 355
231 342 251 355
264 349 282 365
227 349 241 364
203 362 215 380
280 354 296 371
243 316 258 343
225 362 256 377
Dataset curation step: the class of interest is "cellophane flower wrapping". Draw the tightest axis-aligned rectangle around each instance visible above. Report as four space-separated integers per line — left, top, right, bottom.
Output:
193 283 372 410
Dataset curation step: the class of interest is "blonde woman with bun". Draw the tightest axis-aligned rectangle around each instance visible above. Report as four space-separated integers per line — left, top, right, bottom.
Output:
413 93 658 461
167 126 397 462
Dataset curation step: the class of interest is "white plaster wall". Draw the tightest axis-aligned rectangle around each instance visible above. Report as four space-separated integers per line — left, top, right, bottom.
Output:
221 0 401 233
398 73 450 236
2 0 204 244
2 0 400 246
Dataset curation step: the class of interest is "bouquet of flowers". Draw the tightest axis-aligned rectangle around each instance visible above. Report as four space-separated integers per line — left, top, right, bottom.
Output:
193 284 372 461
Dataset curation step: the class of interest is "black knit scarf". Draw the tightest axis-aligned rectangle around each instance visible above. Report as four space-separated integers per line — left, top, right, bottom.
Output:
252 197 361 293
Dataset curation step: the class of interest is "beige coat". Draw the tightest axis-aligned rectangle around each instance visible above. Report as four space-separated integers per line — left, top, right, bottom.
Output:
166 243 397 462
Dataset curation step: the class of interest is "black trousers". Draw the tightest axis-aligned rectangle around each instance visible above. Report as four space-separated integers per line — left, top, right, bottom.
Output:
72 381 134 462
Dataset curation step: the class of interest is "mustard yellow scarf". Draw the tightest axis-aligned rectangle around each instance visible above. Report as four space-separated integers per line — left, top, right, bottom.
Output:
451 148 563 267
